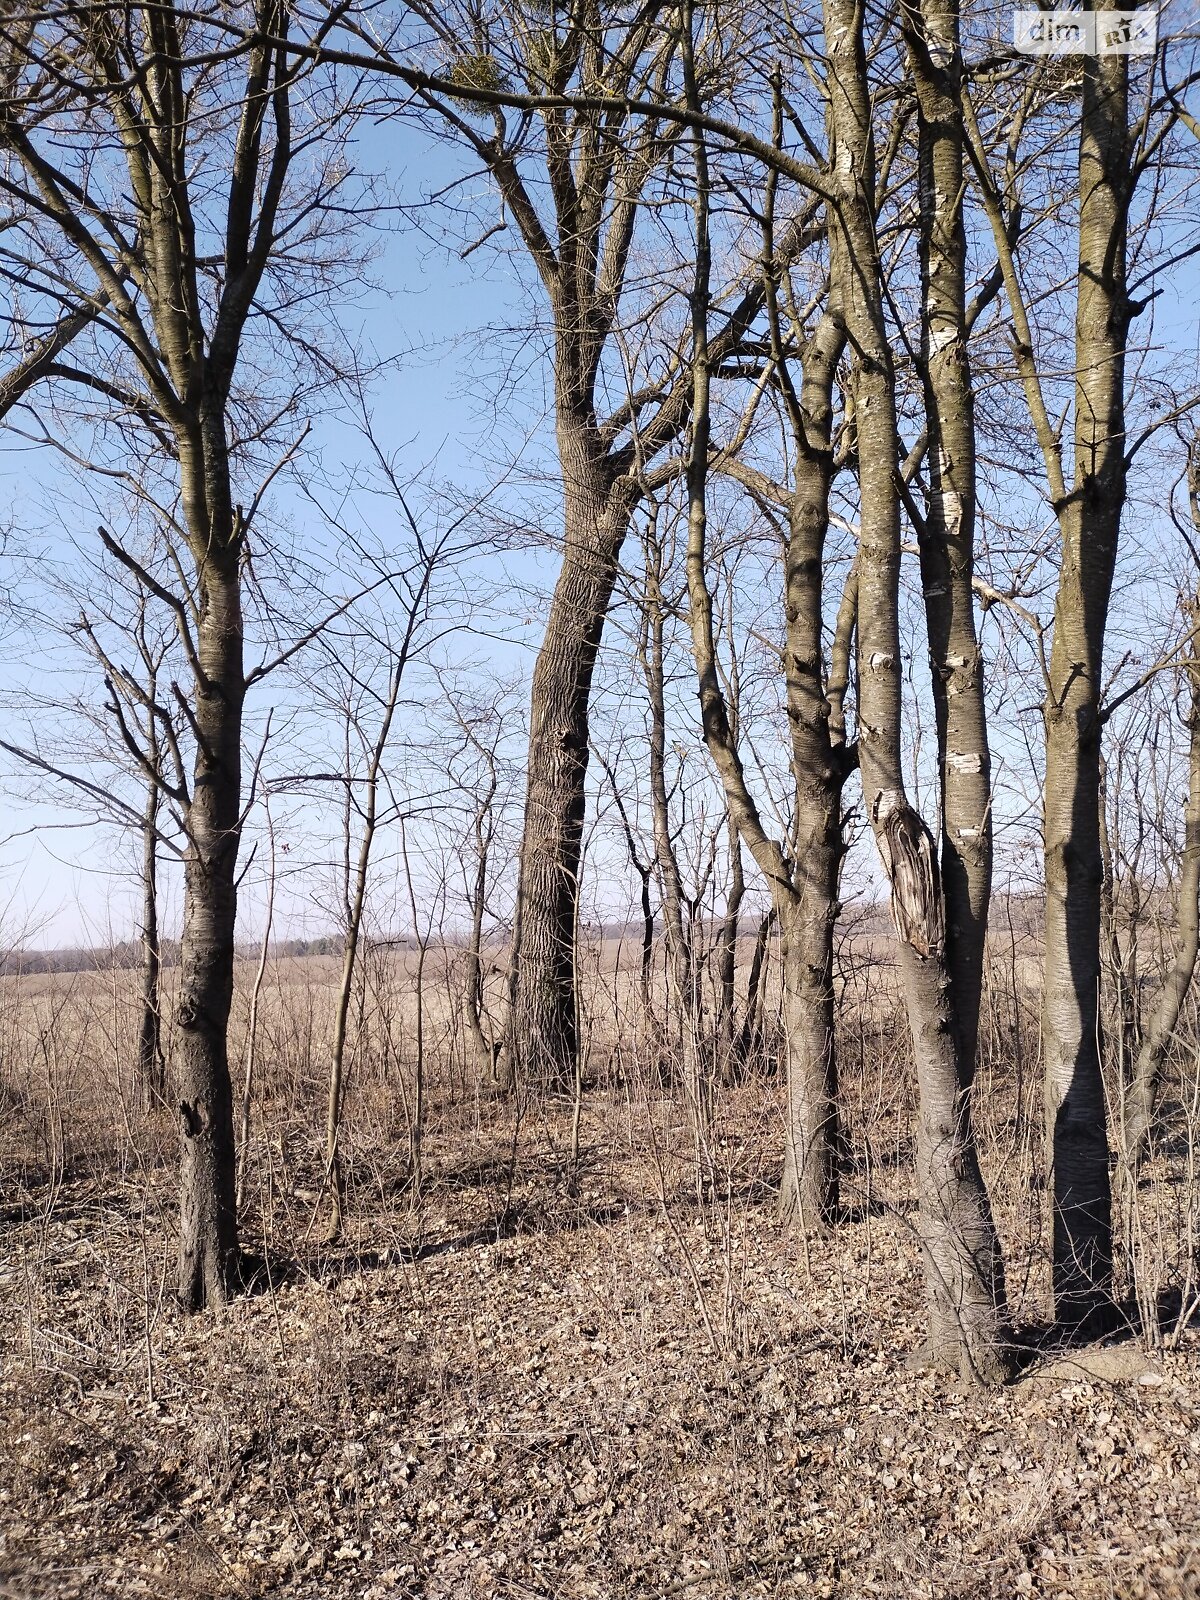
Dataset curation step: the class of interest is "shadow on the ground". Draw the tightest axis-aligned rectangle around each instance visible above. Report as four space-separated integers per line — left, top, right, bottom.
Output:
1010 1286 1200 1378
238 1162 920 1298
0 1170 170 1230
240 1190 653 1294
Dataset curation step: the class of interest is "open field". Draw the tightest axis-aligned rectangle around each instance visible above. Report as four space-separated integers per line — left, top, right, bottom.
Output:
1 942 1198 1599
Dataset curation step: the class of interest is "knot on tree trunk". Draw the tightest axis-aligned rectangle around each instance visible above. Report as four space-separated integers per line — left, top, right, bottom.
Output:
873 793 945 959
179 1099 206 1138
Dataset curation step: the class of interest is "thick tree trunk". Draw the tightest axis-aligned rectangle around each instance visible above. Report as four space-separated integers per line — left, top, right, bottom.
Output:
905 0 992 1077
902 941 1010 1379
1041 33 1130 1336
775 401 846 1226
176 546 244 1312
507 424 629 1090
1043 685 1113 1333
776 884 839 1226
824 0 1009 1380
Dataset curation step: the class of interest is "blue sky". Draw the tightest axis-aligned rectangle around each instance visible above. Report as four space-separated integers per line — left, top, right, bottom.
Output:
2 35 1200 948
0 119 559 946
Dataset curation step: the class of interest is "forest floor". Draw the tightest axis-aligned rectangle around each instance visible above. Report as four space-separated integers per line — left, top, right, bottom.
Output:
1 1083 1198 1600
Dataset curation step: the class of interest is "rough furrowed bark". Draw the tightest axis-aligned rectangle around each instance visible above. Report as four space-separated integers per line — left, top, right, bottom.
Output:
507 443 632 1091
176 546 244 1313
823 0 1010 1381
777 888 839 1227
902 0 991 1079
1043 691 1114 1335
774 390 846 1227
1041 27 1131 1337
902 942 1010 1384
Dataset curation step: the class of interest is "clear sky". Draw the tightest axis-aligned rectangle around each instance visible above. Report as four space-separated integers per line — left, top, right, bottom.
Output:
0 118 557 947
1 36 1199 949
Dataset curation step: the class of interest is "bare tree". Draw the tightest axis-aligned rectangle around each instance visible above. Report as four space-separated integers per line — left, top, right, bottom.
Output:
0 0 375 1307
1115 438 1200 1209
817 0 1010 1378
898 0 998 1081
678 18 847 1229
962 25 1194 1333
445 691 512 1085
1 575 180 1109
276 508 460 1242
393 1 826 1090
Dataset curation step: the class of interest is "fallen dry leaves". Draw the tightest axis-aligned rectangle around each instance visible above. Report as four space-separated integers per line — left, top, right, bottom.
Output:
1 1087 1197 1599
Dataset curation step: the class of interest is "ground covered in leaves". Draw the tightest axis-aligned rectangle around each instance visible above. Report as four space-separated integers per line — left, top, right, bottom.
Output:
2 1089 1198 1599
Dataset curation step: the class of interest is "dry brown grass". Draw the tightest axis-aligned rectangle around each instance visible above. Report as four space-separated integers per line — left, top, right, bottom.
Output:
1 939 1198 1598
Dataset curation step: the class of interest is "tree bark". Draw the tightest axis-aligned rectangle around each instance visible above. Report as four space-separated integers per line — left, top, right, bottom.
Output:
1041 30 1131 1336
776 879 839 1223
715 818 744 1081
824 0 1009 1380
176 500 244 1312
773 333 847 1225
138 756 165 1108
506 440 631 1090
903 0 992 1078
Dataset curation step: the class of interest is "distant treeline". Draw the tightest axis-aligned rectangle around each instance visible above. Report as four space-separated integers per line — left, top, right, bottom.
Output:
0 936 343 976
0 892 1050 978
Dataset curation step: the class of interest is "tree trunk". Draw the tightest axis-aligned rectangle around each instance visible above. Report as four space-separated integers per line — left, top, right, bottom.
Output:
176 546 243 1312
1041 32 1131 1336
715 819 744 1082
506 425 630 1090
776 884 839 1226
1099 756 1137 1073
325 659 402 1241
641 524 695 1045
1043 684 1113 1334
138 760 164 1109
464 768 499 1083
775 396 846 1225
824 0 1009 1380
904 0 992 1078
679 40 842 1227
737 909 775 1067
901 940 1010 1379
